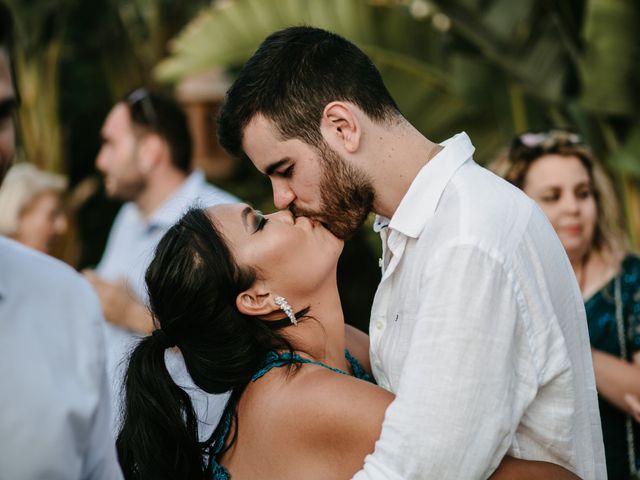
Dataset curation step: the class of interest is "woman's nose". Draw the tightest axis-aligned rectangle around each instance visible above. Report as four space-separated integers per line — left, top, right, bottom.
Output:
268 209 295 225
561 194 580 213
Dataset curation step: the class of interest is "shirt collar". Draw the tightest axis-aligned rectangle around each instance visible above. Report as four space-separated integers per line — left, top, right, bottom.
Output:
135 170 207 231
381 132 475 239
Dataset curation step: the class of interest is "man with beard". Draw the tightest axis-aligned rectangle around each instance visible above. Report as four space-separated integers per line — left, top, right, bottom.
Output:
217 27 606 479
0 3 121 478
84 90 237 433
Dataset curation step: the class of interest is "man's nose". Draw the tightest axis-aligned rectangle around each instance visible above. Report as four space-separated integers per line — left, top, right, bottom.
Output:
271 180 296 210
95 148 109 174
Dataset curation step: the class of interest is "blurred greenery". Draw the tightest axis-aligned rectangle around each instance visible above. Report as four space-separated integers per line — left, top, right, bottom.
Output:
4 0 640 329
5 0 211 266
157 0 640 247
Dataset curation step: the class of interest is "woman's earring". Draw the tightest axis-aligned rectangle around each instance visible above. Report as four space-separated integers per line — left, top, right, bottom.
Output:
275 296 298 326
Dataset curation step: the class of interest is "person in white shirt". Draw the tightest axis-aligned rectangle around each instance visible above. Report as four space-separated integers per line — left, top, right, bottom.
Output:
83 89 238 435
217 26 606 479
0 4 121 478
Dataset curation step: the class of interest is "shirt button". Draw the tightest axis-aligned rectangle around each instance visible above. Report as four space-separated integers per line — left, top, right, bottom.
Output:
375 320 385 330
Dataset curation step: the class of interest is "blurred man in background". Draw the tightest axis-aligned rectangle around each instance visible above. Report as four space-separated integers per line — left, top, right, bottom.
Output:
0 3 122 478
84 90 237 435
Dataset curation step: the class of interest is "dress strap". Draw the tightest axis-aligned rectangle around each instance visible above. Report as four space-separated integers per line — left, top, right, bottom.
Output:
345 349 373 383
252 349 374 382
209 408 233 479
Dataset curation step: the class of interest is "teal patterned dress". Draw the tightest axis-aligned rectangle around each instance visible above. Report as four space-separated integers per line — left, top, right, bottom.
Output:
585 254 640 479
209 350 373 479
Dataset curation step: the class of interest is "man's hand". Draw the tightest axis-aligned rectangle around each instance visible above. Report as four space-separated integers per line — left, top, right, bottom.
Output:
83 270 154 335
490 456 581 480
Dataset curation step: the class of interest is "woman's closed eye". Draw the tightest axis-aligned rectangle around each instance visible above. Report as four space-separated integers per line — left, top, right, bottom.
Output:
253 211 268 233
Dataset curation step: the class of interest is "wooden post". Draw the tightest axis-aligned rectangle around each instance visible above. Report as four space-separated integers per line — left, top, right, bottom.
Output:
176 69 236 181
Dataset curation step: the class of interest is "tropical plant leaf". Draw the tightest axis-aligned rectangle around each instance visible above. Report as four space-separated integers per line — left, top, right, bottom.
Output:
580 0 640 116
432 0 572 102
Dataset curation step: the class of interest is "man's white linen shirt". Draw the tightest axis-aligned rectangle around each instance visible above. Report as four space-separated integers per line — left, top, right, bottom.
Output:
0 238 122 480
97 170 238 437
354 133 606 479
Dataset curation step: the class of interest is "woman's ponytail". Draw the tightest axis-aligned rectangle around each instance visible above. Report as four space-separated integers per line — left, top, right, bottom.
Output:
117 334 205 480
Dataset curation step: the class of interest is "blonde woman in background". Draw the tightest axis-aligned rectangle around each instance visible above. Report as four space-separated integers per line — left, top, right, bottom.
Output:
0 162 68 254
492 130 640 479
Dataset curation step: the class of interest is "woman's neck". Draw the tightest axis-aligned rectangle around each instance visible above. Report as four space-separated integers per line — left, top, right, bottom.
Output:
286 282 349 372
571 248 623 299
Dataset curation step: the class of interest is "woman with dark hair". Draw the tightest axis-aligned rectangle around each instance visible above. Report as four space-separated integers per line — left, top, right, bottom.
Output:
492 130 640 479
117 203 580 479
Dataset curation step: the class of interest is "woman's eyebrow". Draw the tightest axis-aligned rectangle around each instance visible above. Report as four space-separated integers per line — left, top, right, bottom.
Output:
241 206 253 231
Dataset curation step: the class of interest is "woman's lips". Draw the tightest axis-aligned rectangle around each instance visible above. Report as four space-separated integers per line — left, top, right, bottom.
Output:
563 225 582 235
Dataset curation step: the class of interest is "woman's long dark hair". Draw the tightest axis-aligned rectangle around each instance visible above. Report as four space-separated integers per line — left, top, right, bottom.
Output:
116 207 296 479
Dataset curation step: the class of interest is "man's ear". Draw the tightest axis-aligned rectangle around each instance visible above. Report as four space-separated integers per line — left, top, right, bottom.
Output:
321 101 361 153
236 289 278 317
137 134 164 173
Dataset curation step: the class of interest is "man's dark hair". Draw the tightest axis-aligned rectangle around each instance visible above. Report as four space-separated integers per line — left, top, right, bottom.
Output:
218 26 401 159
123 89 193 173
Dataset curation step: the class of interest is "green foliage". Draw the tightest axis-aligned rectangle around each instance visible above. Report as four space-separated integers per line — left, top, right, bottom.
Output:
6 0 640 261
155 0 640 246
580 0 640 116
4 0 76 172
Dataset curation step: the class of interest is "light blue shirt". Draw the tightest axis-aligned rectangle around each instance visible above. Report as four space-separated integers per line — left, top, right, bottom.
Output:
97 170 236 438
0 237 122 480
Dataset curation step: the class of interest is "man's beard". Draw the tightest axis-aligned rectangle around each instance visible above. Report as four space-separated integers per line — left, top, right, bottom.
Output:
105 149 146 201
291 142 374 240
107 177 145 202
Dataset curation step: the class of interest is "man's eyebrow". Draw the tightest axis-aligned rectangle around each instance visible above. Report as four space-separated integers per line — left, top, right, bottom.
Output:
265 158 290 176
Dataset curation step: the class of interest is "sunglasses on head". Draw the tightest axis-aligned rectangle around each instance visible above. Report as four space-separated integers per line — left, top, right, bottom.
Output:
125 87 158 128
509 130 585 162
513 130 583 149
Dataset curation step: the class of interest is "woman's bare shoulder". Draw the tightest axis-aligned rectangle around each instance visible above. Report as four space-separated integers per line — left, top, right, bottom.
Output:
264 363 392 438
286 366 393 473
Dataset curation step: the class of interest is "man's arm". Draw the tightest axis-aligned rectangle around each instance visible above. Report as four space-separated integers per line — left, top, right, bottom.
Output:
354 244 539 479
489 457 580 480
